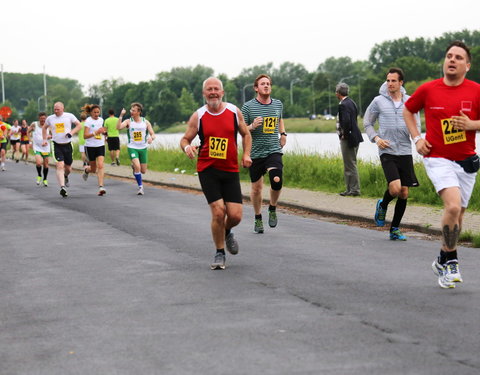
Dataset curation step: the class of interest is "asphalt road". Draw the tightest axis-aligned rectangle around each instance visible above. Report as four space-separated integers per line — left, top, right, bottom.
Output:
1 162 479 375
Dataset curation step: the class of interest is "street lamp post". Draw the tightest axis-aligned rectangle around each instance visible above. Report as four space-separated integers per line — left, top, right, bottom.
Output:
242 83 253 104
327 80 332 115
37 95 46 112
290 78 301 106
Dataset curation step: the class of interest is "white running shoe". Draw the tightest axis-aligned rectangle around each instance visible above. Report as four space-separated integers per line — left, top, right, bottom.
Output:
137 186 144 195
432 259 455 289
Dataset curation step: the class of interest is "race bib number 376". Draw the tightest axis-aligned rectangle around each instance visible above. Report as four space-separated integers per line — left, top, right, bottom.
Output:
209 137 228 159
441 118 466 145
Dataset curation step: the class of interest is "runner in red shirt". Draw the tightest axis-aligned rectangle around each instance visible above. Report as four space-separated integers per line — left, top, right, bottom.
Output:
181 77 252 270
404 41 480 289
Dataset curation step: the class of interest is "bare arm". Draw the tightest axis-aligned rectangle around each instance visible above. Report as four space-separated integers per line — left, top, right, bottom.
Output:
237 109 252 168
451 110 480 131
279 118 287 147
117 108 129 130
42 123 49 146
180 112 200 159
70 120 83 137
146 120 156 144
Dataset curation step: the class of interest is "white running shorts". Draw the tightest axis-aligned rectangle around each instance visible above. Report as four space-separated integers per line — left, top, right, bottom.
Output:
423 157 477 208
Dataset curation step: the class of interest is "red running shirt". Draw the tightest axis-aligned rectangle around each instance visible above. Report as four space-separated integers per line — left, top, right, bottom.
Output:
196 103 239 173
405 78 480 161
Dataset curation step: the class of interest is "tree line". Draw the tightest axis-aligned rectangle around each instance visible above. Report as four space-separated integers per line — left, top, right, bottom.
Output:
2 29 479 129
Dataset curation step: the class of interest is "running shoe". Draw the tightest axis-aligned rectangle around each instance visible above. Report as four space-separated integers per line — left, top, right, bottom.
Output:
98 186 106 196
254 218 264 234
15 159 19 163
116 158 120 166
64 175 70 187
111 162 116 166
268 210 278 228
1 165 5 171
137 186 144 195
211 252 226 270
82 169 89 181
225 232 239 255
390 227 407 241
60 186 68 198
445 261 463 283
43 179 48 187
374 199 387 227
36 176 42 185
432 258 455 289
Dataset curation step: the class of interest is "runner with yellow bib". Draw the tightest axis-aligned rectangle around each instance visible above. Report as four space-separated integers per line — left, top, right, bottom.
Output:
117 103 156 195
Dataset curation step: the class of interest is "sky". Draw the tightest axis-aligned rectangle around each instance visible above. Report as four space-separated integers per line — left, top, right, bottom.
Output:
3 0 480 92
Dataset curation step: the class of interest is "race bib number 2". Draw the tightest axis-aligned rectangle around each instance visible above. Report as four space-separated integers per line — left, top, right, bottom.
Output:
441 118 466 145
209 137 228 159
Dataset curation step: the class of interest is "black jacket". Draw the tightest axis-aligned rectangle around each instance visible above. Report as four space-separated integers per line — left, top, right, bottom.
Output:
338 97 364 148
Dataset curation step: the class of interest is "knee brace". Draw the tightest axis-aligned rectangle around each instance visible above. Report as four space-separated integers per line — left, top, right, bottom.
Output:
269 168 283 191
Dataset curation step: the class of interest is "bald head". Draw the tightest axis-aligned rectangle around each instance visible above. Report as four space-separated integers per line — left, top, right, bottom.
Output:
53 102 65 116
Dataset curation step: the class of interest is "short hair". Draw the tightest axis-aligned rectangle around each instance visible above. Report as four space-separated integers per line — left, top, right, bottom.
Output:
108 109 115 115
38 112 47 117
131 102 143 114
445 40 471 62
254 74 272 87
387 67 404 82
335 82 349 96
202 77 223 91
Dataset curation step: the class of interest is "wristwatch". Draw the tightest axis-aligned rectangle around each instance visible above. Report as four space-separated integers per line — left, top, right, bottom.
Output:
413 135 422 144
280 132 287 136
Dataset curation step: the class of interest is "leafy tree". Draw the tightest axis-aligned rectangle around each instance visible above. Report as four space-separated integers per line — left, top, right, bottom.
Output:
389 56 440 82
23 99 39 123
178 87 197 121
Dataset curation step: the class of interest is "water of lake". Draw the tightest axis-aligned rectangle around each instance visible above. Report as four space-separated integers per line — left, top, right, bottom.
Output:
122 133 480 164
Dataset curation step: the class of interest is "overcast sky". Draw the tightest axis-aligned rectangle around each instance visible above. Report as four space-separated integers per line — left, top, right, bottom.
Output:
3 0 479 91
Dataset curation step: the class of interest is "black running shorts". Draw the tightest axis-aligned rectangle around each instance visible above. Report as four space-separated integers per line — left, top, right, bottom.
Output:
380 154 419 187
107 136 120 151
198 167 242 204
85 145 106 161
52 142 73 165
249 152 283 183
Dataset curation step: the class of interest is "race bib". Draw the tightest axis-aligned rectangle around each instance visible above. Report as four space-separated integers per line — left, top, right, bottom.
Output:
94 133 102 140
209 136 228 159
133 131 143 142
55 123 65 133
441 118 466 145
263 117 278 134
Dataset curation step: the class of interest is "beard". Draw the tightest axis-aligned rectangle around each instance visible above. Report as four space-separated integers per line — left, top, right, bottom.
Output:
206 96 223 109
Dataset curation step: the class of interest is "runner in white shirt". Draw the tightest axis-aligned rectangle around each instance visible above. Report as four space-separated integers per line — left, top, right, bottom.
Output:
43 101 82 197
29 112 51 186
9 120 21 162
81 104 107 196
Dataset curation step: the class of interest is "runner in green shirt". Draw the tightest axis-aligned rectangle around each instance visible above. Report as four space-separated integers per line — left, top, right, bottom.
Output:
104 109 120 165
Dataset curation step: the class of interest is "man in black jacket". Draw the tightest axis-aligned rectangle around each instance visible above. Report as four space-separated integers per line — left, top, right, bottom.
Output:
336 82 363 196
